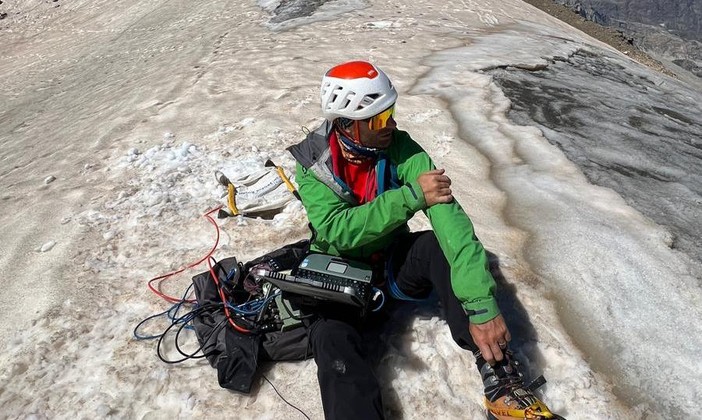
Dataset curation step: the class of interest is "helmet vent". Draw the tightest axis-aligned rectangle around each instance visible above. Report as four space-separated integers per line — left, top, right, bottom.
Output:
359 93 379 108
329 86 344 108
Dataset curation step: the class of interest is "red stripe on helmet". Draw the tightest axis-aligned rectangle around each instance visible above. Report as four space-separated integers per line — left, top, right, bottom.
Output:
326 61 378 80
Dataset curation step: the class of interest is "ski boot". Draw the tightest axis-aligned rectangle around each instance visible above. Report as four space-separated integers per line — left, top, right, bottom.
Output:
479 351 565 420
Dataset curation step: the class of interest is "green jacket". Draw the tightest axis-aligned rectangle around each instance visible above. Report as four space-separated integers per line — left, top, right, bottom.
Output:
287 121 499 324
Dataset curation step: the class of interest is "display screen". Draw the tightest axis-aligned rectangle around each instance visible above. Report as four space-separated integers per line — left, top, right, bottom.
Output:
326 261 348 274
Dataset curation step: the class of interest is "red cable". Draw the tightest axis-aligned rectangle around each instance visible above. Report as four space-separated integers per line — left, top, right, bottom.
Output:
206 251 251 334
146 204 252 334
147 206 223 304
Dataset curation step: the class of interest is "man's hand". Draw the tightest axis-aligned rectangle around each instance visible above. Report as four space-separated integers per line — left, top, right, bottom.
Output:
469 315 511 365
417 169 453 207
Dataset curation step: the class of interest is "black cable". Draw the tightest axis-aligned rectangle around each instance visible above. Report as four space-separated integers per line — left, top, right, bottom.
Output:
158 317 227 364
225 306 259 332
262 374 311 420
156 306 209 363
173 313 218 360
157 303 228 364
149 260 276 363
133 307 174 340
172 301 254 360
134 283 197 340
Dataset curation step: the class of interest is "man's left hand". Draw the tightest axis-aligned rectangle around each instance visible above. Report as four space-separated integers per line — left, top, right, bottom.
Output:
468 315 511 365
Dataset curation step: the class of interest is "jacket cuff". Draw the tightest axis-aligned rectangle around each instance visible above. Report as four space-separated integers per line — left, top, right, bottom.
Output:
403 182 426 211
462 297 500 324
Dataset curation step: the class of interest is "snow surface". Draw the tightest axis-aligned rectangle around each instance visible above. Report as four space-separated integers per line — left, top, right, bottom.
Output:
1 0 700 419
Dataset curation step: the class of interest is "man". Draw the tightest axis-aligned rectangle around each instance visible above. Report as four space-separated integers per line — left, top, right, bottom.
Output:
287 61 560 420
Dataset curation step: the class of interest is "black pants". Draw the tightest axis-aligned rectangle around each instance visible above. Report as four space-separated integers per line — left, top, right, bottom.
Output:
305 231 480 420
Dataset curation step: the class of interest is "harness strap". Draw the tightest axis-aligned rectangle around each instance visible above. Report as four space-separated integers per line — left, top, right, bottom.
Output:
377 154 422 301
384 250 427 302
376 153 401 195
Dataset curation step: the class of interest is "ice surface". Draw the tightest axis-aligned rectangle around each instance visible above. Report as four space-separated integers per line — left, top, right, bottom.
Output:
413 22 702 417
1 0 699 419
489 47 702 264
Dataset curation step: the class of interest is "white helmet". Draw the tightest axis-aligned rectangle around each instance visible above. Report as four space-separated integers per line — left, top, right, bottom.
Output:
320 61 397 121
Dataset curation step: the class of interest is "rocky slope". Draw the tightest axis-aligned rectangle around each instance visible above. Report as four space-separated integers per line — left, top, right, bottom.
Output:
551 0 702 78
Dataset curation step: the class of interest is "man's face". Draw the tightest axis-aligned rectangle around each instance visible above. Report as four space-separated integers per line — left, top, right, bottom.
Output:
347 104 397 150
357 115 396 149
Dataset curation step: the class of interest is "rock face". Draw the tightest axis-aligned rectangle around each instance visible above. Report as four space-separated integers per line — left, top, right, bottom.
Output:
555 0 700 40
553 0 701 78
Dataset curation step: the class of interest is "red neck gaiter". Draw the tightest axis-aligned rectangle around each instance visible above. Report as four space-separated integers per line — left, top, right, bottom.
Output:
329 131 377 204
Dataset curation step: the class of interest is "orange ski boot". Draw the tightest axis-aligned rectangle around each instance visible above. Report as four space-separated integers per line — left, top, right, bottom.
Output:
479 351 565 420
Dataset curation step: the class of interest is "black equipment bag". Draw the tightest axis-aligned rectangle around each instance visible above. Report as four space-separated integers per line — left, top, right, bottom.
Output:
190 240 312 393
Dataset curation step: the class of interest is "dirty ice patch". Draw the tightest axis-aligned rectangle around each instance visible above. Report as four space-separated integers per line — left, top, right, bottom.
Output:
258 0 367 31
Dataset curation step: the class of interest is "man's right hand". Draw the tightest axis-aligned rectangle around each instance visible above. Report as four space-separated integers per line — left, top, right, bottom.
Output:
469 314 511 365
417 169 453 207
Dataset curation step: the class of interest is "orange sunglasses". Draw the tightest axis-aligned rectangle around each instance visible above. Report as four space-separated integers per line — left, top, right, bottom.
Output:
368 105 395 130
